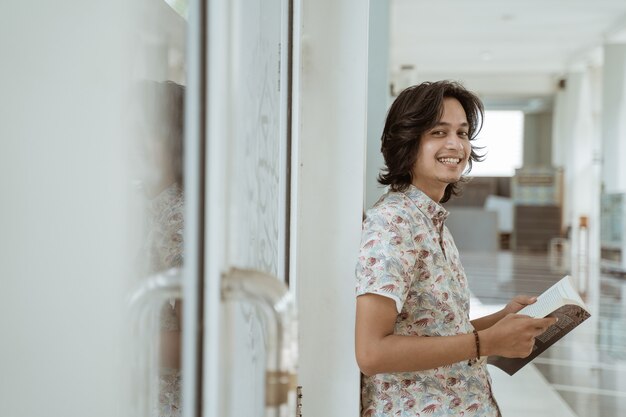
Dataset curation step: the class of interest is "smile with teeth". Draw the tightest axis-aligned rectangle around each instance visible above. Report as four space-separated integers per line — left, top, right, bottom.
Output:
437 157 462 165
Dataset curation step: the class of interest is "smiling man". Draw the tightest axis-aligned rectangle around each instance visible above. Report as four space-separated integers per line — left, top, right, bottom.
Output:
355 81 556 416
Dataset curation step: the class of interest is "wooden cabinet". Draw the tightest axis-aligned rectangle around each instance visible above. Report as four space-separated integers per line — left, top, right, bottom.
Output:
514 205 562 252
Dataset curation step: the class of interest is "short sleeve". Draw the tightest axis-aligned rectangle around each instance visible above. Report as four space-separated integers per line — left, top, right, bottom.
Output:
355 207 417 313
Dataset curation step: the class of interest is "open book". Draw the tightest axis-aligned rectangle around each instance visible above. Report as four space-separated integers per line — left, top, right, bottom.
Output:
488 275 591 375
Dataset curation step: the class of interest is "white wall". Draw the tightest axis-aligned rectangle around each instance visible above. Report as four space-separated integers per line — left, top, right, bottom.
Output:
291 0 369 415
0 2 133 416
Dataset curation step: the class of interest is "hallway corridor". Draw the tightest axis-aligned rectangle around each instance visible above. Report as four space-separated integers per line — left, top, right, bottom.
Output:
462 251 626 417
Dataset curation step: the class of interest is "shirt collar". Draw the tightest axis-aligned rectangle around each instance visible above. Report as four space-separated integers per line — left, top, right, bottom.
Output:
402 184 449 224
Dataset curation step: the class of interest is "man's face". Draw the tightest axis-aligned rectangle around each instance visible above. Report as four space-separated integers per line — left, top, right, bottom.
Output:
411 97 471 199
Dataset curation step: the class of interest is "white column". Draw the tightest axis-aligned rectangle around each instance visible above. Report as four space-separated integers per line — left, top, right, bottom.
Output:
588 66 604 296
602 43 626 194
553 69 602 292
291 0 369 415
365 0 390 210
551 84 567 169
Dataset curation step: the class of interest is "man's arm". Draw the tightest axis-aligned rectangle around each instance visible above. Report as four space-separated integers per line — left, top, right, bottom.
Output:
471 295 538 331
355 293 556 376
471 310 507 331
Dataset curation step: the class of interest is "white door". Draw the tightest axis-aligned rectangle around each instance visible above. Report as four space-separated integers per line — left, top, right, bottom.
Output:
184 1 297 417
194 1 370 416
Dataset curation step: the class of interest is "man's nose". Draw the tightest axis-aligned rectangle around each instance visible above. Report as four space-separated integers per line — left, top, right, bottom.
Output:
445 134 464 150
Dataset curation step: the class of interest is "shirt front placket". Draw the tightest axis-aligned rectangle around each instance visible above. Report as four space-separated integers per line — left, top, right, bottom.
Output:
404 186 450 259
431 211 449 259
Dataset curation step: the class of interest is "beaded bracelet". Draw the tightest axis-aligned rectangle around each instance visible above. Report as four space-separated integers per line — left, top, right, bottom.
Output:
468 329 480 366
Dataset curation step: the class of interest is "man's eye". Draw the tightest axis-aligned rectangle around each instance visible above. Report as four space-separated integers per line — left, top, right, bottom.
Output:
432 131 446 136
459 131 469 138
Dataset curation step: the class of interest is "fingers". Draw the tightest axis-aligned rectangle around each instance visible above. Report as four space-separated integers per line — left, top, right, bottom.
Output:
510 315 556 335
511 314 557 326
493 315 558 358
513 295 538 305
535 316 558 330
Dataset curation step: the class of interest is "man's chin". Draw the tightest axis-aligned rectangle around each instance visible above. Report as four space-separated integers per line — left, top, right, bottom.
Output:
438 175 462 185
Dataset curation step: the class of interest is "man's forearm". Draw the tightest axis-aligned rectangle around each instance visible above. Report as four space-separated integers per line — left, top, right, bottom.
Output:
471 309 507 331
357 332 480 376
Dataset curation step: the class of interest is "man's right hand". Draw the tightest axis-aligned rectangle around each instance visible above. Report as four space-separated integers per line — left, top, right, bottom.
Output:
480 314 558 358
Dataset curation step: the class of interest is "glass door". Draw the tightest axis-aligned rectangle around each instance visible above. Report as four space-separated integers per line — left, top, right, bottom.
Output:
128 1 188 416
128 0 296 415
199 0 297 416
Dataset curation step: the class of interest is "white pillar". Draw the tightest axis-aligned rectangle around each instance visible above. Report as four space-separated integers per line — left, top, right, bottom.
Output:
553 69 602 293
551 84 567 169
602 43 626 194
292 0 369 416
365 0 390 210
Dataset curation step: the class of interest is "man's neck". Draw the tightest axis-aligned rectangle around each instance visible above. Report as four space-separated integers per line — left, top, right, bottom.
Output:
411 180 445 203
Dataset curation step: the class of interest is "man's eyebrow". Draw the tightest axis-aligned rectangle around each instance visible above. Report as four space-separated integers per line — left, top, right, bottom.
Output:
432 121 469 127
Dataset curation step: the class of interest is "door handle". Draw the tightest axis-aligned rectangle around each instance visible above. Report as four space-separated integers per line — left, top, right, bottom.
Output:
128 267 183 417
221 268 298 415
129 268 183 308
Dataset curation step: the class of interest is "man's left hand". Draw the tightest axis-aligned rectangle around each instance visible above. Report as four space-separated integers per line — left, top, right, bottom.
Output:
503 295 537 315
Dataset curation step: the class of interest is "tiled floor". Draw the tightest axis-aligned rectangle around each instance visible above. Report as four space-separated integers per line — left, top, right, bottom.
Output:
461 251 626 417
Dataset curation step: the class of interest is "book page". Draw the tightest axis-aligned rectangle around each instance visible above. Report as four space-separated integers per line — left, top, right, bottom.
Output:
517 276 584 318
559 276 585 306
518 283 563 318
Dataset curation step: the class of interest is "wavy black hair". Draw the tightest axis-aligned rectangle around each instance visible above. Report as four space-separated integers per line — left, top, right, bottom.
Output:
378 80 484 203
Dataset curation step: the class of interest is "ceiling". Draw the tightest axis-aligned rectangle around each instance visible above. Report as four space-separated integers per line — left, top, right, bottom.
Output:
390 0 626 101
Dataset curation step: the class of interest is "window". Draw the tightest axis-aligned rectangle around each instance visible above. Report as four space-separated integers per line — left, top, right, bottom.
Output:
470 111 524 177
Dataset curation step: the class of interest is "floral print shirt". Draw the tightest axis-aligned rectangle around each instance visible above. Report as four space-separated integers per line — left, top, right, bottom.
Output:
143 183 184 417
356 185 500 417
145 183 184 278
